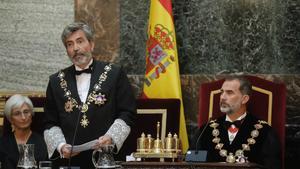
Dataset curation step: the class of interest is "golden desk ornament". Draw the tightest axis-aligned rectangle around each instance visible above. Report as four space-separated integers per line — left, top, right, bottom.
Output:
133 121 182 162
137 132 147 153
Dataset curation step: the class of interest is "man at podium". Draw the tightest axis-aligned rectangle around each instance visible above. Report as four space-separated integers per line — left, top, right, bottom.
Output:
43 22 136 169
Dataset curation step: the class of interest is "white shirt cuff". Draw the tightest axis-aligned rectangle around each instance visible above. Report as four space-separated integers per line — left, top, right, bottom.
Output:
105 119 131 152
44 126 66 158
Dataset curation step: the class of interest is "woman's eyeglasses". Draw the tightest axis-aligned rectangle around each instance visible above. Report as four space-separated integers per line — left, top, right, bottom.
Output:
11 109 32 117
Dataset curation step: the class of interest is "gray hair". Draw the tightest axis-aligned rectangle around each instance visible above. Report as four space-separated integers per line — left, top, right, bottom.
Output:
61 21 94 47
224 75 252 96
4 94 34 119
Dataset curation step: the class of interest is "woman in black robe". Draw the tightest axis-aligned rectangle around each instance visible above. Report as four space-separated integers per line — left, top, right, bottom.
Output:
0 94 48 169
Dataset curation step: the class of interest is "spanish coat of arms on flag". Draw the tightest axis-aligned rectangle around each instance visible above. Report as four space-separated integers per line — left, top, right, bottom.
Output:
142 0 189 153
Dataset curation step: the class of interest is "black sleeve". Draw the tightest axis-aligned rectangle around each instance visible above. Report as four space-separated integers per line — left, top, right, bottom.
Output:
0 138 4 167
115 66 137 127
262 128 282 169
0 135 20 169
28 133 49 162
2 158 15 169
43 78 60 130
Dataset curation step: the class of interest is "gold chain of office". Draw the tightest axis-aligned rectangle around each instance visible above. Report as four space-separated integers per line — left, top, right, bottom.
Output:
58 63 112 128
209 119 267 163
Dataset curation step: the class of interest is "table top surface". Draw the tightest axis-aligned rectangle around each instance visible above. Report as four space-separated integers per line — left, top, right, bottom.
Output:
121 161 263 167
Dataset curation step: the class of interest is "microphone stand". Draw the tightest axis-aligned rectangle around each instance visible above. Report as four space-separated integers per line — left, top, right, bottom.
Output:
195 118 211 151
185 118 211 162
68 109 82 169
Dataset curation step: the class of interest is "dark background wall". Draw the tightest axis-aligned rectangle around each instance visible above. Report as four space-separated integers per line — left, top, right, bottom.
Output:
120 0 300 75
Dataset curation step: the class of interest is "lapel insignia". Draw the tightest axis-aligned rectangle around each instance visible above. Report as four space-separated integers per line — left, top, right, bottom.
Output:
60 79 67 88
65 99 75 113
88 92 107 106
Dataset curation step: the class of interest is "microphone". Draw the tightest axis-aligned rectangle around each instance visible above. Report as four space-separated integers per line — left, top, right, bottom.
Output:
195 118 211 152
67 108 82 169
185 118 211 162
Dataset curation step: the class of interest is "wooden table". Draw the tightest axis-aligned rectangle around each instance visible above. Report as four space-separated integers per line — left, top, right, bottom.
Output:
120 162 265 169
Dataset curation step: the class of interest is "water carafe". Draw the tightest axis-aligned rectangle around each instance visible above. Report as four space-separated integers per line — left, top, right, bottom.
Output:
17 144 37 169
92 144 116 168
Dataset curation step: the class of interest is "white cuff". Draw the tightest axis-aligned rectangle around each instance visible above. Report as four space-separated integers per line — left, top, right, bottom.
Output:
105 119 131 152
44 126 66 158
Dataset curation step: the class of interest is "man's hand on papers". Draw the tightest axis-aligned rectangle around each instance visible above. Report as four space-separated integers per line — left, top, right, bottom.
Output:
93 135 113 149
65 140 98 154
63 136 114 155
61 144 80 158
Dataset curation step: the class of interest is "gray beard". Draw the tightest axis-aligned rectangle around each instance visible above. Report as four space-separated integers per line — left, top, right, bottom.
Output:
220 107 233 114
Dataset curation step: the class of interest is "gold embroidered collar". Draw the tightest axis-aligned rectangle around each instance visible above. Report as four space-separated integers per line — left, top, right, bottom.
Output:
209 119 267 163
58 63 112 128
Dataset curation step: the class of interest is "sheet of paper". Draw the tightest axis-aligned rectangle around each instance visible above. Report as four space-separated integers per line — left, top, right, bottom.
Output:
66 139 98 153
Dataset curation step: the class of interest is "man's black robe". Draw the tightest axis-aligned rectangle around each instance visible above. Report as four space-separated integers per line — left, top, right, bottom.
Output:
44 61 136 169
190 113 281 169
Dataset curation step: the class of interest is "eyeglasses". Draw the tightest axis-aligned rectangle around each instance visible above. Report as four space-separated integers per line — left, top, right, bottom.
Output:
11 109 32 117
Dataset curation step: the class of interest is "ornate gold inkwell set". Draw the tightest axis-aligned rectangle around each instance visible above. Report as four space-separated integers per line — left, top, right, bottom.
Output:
133 122 182 162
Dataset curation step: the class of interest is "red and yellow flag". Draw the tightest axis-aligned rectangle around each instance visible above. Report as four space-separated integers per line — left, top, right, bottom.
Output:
142 0 189 153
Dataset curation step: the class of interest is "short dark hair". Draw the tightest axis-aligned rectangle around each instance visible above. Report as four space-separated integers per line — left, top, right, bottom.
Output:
61 21 94 47
224 75 252 96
